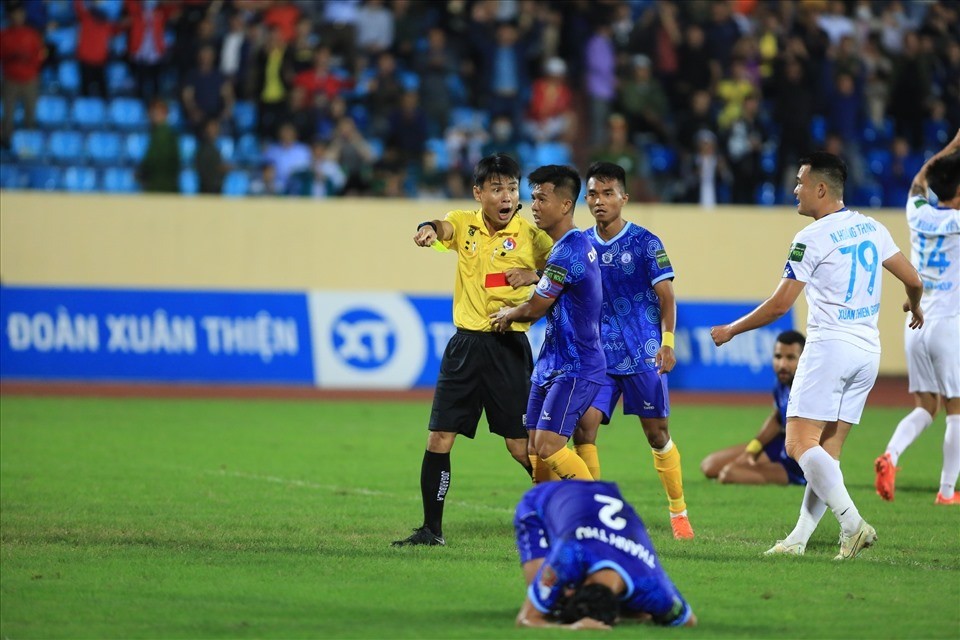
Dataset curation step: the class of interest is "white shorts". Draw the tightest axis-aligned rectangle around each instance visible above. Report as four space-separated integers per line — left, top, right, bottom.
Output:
787 340 880 424
905 315 960 398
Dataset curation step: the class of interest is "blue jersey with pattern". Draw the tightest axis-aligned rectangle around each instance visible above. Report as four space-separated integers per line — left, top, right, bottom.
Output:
585 222 675 374
531 229 606 386
518 481 692 626
764 382 806 485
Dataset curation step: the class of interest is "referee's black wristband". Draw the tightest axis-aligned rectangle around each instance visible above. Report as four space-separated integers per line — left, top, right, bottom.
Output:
417 221 438 233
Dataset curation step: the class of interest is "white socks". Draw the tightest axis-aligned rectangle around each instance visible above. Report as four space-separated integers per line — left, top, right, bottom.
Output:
941 415 960 499
797 447 862 536
886 407 933 466
783 483 828 547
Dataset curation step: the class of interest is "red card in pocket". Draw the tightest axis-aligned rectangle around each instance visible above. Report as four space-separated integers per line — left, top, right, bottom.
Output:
485 272 508 288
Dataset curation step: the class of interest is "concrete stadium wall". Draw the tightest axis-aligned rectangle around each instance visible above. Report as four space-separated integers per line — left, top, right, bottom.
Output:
0 192 914 373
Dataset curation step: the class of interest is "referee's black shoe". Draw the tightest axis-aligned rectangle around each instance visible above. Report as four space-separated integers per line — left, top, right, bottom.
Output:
391 526 445 547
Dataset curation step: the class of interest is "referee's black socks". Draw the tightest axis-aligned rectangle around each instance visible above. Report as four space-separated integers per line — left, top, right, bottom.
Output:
421 450 450 536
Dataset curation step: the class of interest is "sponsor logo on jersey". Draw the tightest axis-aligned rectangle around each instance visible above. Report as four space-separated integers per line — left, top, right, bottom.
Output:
655 249 671 268
914 198 928 208
602 252 614 264
788 242 806 262
783 262 797 279
502 238 516 251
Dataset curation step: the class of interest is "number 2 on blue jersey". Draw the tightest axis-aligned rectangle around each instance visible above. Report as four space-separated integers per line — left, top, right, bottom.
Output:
839 240 879 302
594 494 628 530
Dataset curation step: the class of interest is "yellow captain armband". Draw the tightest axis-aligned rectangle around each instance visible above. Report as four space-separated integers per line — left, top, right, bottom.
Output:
745 439 763 455
661 331 675 349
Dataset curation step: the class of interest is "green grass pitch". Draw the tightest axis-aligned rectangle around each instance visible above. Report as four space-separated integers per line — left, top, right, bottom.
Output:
1 395 958 639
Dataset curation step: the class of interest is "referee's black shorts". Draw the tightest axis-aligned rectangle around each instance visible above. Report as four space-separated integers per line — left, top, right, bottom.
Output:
428 328 533 440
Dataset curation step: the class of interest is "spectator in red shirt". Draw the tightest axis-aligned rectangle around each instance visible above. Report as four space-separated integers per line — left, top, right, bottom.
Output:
0 2 45 148
525 57 575 143
293 46 352 104
74 0 122 98
126 0 178 103
262 0 301 44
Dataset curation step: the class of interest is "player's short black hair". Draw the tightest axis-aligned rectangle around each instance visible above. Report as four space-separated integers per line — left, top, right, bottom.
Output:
776 330 806 350
554 583 619 626
474 153 521 188
926 151 960 203
799 152 847 197
528 165 582 204
585 162 627 193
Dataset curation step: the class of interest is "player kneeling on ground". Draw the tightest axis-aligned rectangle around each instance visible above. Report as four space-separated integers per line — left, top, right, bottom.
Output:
514 480 696 629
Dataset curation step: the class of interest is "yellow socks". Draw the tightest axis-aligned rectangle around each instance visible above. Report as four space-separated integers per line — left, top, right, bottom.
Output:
575 444 600 479
529 454 562 483
544 447 593 480
652 439 687 514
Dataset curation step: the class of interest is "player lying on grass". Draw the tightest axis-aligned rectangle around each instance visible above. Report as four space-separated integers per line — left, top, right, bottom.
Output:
513 480 696 629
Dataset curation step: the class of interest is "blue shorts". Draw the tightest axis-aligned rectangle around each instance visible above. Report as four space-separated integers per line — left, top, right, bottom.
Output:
514 492 549 565
526 377 602 438
591 370 670 422
763 435 807 486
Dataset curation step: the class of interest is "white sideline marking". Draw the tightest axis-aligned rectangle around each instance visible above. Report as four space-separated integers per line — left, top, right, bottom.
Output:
208 469 513 515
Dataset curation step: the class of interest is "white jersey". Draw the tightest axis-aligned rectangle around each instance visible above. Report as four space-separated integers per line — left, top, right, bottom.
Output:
906 195 960 320
782 208 900 352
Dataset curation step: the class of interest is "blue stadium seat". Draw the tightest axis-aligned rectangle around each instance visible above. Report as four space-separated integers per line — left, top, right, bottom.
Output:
866 149 891 177
533 142 572 167
12 129 46 160
98 0 124 20
449 107 482 130
110 33 128 58
425 137 449 170
35 95 70 129
223 170 250 197
47 0 76 24
106 62 134 95
0 163 24 189
647 144 677 174
101 166 138 193
756 182 777 206
166 101 182 128
179 135 197 165
47 26 77 58
109 97 147 131
367 137 384 161
760 147 777 176
854 183 884 208
0 100 25 127
57 60 81 95
860 118 894 148
63 166 98 191
86 131 123 165
125 132 149 163
399 70 421 91
48 129 84 163
810 115 826 145
233 101 257 133
26 165 63 190
216 136 235 163
71 97 107 128
234 133 262 166
179 169 198 195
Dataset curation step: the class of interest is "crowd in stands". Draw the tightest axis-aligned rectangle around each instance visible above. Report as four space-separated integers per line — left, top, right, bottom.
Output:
0 0 957 207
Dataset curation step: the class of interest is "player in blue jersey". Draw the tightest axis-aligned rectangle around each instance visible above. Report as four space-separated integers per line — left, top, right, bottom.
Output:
491 165 606 481
701 330 807 485
513 480 697 629
571 161 694 540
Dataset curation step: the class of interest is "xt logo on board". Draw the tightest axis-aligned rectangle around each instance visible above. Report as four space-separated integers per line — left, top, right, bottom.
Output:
308 292 426 389
331 309 396 369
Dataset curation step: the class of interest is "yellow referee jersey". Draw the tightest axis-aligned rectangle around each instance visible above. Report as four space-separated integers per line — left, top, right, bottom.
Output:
440 209 553 332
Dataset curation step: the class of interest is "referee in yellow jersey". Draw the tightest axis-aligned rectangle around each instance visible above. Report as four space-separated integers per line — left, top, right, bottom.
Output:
392 154 553 547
